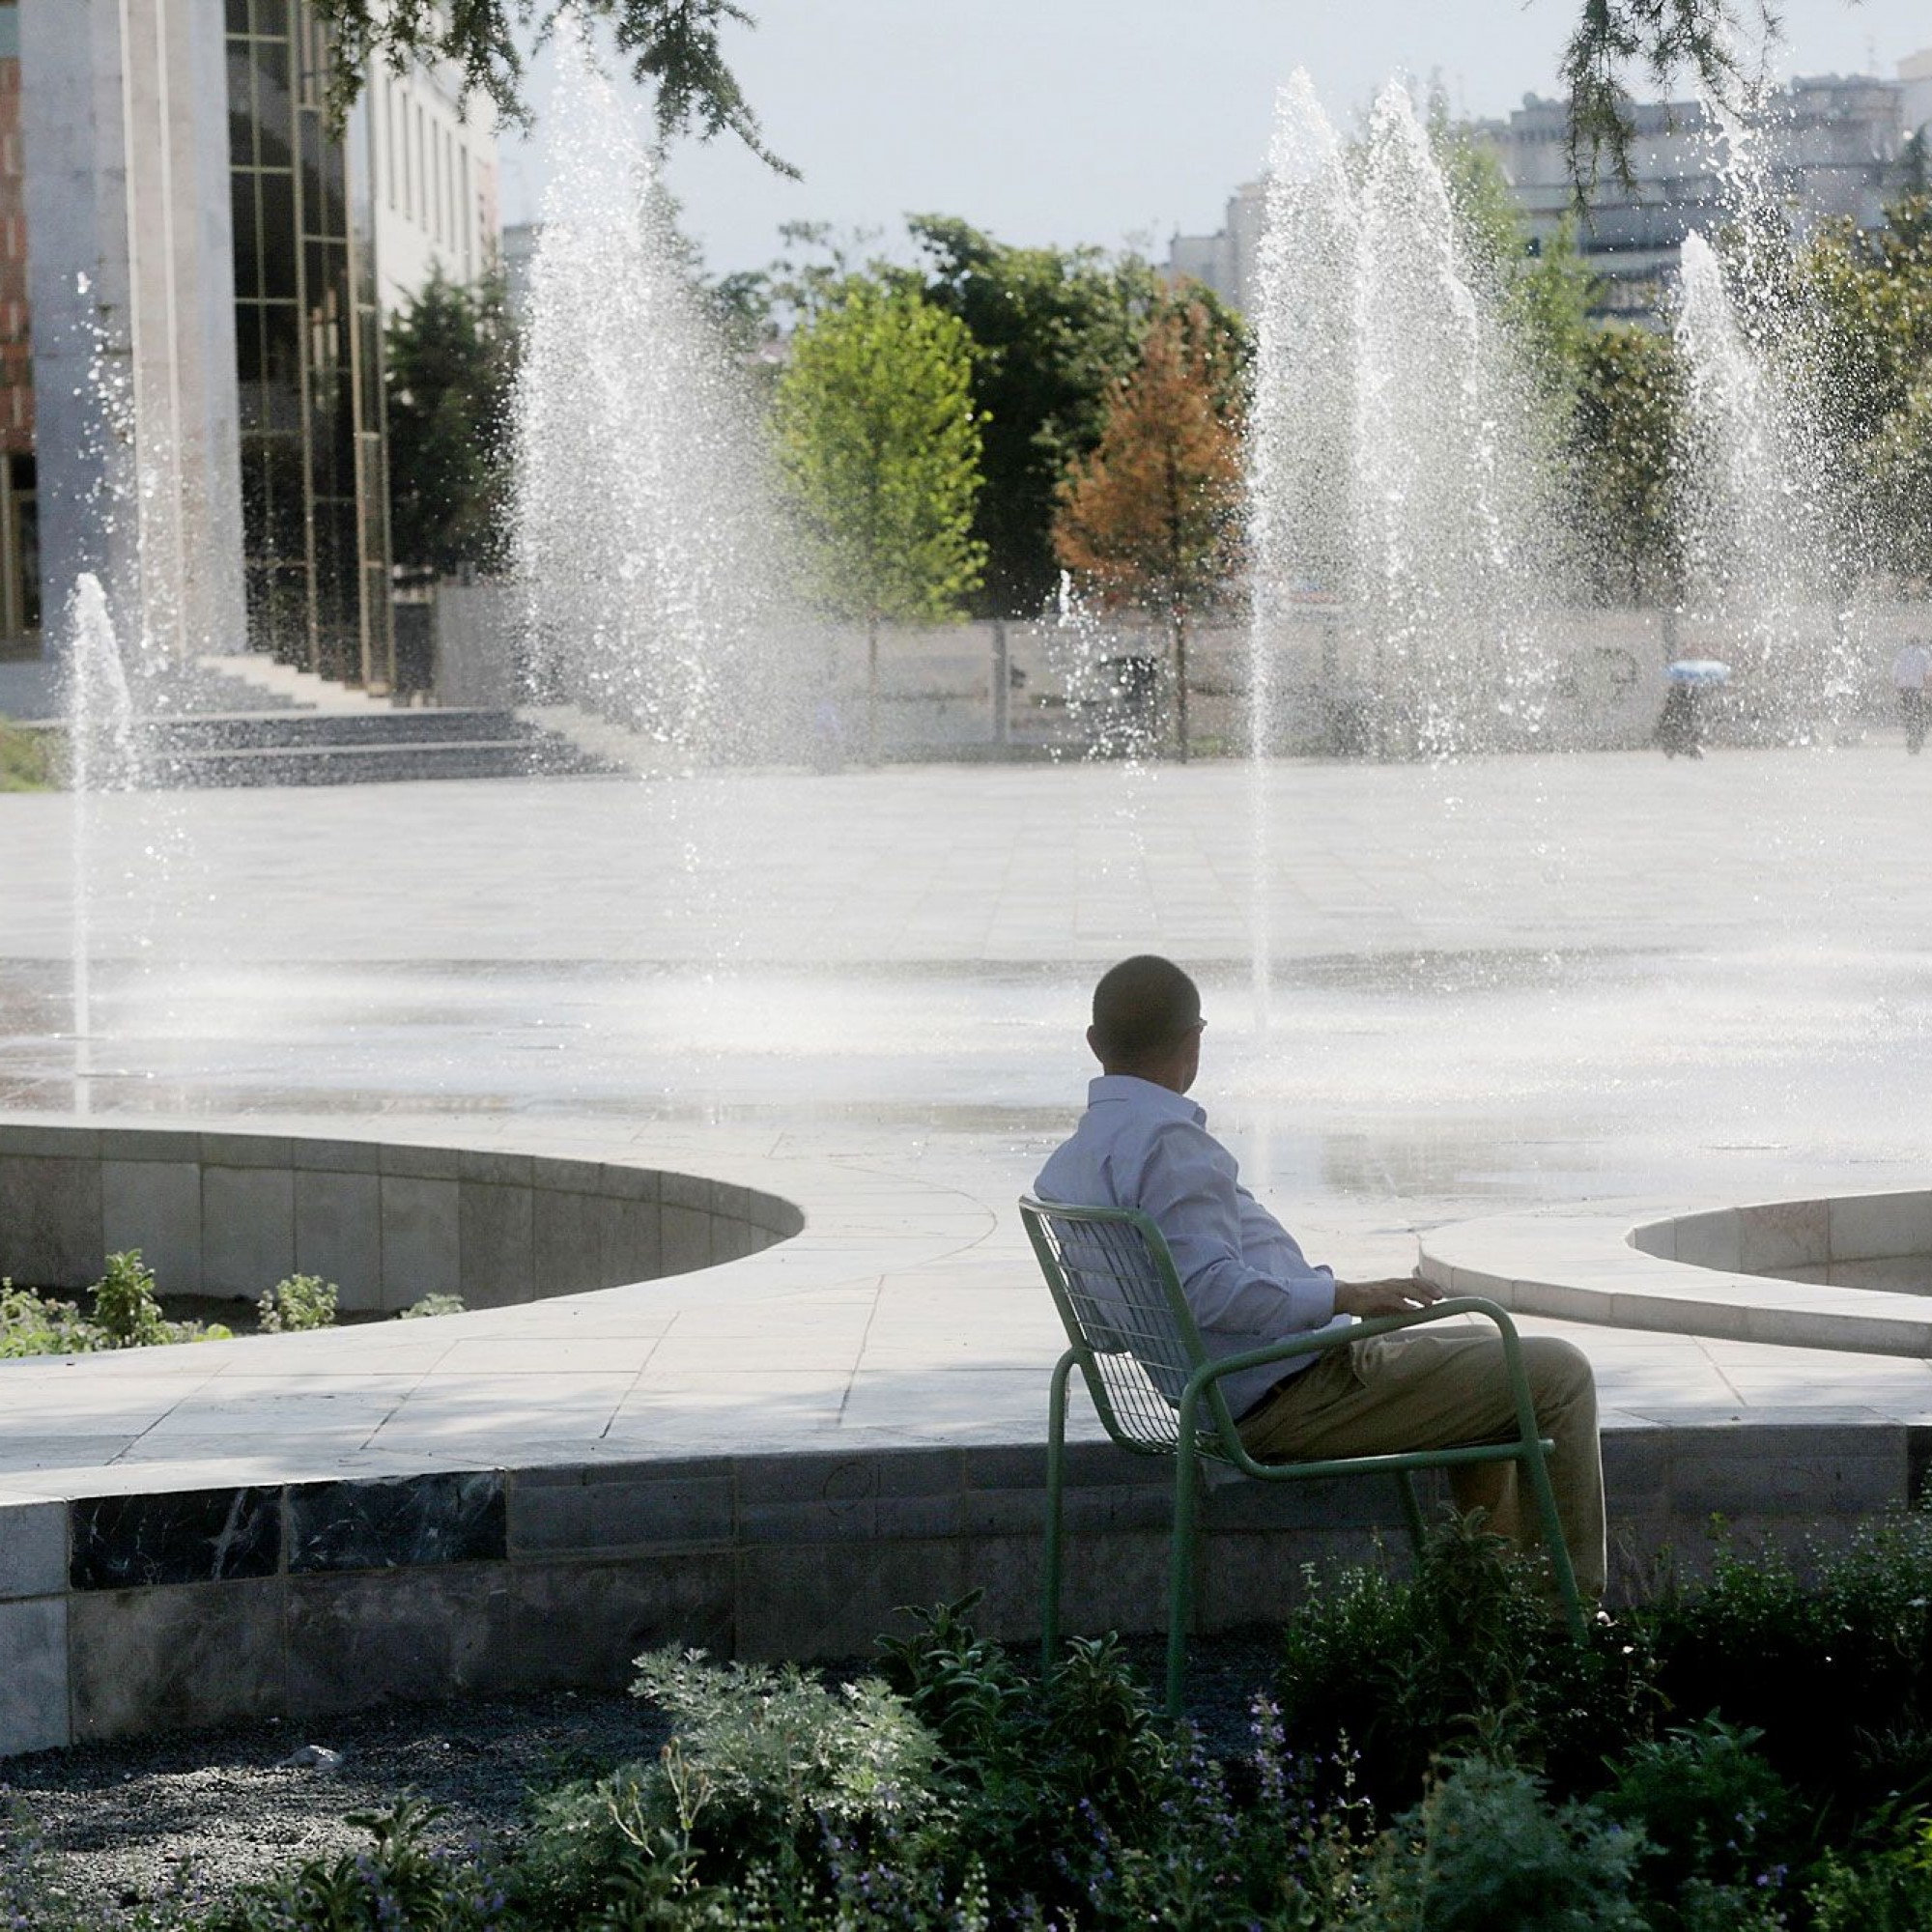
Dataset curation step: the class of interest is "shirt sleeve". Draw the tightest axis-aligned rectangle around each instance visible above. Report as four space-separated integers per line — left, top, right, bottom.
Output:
1133 1119 1337 1337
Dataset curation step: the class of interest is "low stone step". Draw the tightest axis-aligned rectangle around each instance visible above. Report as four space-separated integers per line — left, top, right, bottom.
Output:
135 709 538 753
141 736 609 788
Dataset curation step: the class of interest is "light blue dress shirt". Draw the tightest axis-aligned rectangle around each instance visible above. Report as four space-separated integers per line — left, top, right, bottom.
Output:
1035 1073 1346 1418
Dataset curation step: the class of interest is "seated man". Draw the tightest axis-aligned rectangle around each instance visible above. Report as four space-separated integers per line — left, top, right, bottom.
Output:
1035 953 1605 1600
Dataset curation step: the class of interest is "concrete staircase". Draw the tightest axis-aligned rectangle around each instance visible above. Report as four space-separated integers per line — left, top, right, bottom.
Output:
135 708 613 787
10 650 622 786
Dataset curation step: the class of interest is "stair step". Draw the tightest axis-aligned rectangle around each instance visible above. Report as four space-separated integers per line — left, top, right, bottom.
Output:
144 739 606 788
134 710 539 752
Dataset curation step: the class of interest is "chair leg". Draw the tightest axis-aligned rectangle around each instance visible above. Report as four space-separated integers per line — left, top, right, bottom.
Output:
1166 1432 1202 1721
1042 1350 1076 1680
1395 1470 1426 1554
1518 1437 1588 1643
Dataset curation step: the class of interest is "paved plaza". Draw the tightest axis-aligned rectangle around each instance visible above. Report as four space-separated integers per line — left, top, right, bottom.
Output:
2 746 1931 1494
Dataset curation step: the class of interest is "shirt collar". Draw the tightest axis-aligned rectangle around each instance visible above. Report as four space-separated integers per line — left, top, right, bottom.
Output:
1087 1073 1208 1129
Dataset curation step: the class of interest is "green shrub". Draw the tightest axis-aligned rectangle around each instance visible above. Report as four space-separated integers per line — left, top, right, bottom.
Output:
874 1595 1189 1908
631 1648 946 1863
1350 1758 1647 1931
1806 1803 1932 1930
93 1249 173 1347
0 1277 98 1357
1601 1718 1802 1926
1648 1516 1932 1811
257 1273 339 1333
1276 1511 1662 1808
0 1253 232 1358
398 1293 466 1320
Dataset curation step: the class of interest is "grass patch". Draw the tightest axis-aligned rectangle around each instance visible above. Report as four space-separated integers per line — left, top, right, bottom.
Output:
0 713 54 790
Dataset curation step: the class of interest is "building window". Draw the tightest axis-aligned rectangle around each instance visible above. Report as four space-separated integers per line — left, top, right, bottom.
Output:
226 0 389 685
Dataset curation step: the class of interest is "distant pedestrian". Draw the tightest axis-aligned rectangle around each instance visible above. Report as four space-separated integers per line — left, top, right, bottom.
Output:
810 695 846 774
1658 660 1728 760
1655 683 1702 759
1893 640 1930 755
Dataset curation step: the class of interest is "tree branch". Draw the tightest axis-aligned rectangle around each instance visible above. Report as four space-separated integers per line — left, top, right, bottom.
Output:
312 0 795 178
1560 0 1782 194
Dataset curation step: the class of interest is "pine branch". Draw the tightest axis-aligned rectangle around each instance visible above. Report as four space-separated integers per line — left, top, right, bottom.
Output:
311 0 794 178
1560 0 1781 196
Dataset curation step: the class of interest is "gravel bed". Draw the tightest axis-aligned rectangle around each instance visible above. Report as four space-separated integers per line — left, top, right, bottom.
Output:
0 1630 1283 1917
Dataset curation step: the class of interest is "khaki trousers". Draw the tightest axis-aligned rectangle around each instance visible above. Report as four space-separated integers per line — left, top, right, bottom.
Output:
1236 1328 1605 1601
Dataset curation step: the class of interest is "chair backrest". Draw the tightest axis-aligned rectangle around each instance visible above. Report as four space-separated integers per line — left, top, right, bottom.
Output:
1019 1196 1226 1455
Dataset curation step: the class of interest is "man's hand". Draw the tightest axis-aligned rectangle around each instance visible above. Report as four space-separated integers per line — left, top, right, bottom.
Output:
1334 1275 1445 1319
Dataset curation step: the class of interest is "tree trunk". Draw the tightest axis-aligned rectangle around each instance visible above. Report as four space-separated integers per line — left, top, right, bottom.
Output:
1172 607 1190 764
867 615 880 764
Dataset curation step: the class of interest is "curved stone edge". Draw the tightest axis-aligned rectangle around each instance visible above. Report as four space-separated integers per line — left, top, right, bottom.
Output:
0 1112 813 1314
1420 1191 1932 1355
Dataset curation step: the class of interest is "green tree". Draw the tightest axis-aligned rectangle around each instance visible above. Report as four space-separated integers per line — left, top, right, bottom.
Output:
384 270 518 576
1570 325 1689 604
1796 195 1932 577
774 279 986 755
1436 121 1600 435
1052 301 1244 762
909 216 1248 616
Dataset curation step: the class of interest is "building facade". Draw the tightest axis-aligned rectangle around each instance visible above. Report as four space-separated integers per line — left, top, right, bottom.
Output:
1168 57 1932 322
0 2 33 648
1164 179 1264 313
9 0 497 690
1474 68 1931 323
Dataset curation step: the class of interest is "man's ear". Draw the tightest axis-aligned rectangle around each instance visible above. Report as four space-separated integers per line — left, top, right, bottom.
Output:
1086 1024 1104 1065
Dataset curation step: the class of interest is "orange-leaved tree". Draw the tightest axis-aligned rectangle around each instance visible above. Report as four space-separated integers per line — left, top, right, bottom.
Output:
1051 300 1244 760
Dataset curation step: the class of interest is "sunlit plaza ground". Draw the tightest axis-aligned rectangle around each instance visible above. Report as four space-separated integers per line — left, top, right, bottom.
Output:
3 742 1932 1492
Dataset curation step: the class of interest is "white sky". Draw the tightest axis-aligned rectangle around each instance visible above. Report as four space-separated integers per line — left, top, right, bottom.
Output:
497 1 1932 276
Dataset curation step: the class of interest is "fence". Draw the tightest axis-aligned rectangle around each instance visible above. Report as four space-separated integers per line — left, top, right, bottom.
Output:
426 585 1932 758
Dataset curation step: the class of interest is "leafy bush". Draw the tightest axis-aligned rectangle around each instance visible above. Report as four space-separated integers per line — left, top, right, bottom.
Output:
1805 1802 1932 1930
0 1277 99 1358
1601 1718 1803 1926
1349 1758 1647 1931
202 1798 503 1930
94 1250 181 1347
0 1261 463 1361
1647 1517 1932 1812
399 1293 466 1320
1276 1510 1662 1807
1 1253 233 1357
257 1274 340 1333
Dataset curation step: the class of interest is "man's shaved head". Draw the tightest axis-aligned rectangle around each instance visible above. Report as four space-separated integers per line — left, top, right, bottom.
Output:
1090 955 1202 1071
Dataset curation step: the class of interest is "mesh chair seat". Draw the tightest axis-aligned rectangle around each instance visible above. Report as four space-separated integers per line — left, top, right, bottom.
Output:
1021 1194 1585 1717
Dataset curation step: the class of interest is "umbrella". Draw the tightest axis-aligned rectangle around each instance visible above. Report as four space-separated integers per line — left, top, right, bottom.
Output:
1666 659 1731 685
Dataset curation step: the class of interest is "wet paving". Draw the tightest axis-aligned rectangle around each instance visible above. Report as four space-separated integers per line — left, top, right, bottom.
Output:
2 747 1929 1241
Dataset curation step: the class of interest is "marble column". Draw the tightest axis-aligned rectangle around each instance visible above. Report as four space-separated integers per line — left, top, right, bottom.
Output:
19 0 244 667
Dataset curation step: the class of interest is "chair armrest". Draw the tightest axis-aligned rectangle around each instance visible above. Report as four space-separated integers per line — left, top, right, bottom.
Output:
1181 1294 1524 1401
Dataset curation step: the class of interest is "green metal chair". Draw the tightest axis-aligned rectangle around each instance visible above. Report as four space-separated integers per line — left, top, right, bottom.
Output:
1019 1195 1586 1718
